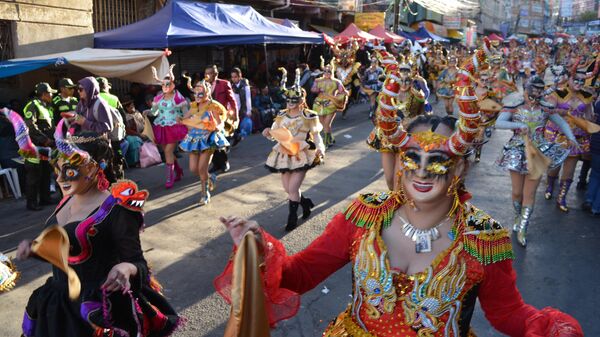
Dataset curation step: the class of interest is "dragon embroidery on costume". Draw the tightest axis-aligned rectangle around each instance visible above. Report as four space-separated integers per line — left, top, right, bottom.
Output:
353 229 397 324
402 244 467 337
69 181 149 265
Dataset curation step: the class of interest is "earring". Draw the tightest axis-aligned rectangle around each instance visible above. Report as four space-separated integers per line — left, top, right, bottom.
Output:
96 168 110 191
396 171 418 211
447 176 461 217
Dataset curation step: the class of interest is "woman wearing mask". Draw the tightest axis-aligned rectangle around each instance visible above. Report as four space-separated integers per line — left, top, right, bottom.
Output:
148 65 189 189
180 80 230 205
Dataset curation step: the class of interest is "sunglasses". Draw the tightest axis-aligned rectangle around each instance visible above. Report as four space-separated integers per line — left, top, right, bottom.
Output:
286 98 301 103
324 70 332 74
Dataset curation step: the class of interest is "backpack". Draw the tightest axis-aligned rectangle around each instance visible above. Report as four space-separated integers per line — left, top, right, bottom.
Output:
92 97 125 141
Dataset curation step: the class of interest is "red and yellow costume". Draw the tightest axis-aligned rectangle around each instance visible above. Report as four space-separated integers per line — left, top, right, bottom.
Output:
215 193 581 337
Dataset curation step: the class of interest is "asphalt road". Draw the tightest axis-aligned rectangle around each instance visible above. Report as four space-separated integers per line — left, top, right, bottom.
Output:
0 101 597 336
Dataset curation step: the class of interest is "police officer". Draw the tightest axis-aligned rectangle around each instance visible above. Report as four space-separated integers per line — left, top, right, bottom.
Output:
23 83 56 211
52 78 78 125
96 77 126 180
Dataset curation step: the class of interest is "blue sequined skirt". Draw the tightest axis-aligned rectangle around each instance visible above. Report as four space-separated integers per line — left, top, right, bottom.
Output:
179 128 229 153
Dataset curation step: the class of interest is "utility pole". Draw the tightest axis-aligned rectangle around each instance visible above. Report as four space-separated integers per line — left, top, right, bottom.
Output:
393 0 400 33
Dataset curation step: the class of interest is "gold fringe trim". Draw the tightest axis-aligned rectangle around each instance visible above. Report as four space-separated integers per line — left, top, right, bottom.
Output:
343 192 401 229
463 229 514 265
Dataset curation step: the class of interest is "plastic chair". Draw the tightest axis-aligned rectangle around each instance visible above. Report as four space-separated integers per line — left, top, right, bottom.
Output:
0 165 21 199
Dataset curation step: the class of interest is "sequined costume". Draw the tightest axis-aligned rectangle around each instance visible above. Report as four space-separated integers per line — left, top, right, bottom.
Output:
179 100 230 153
22 181 180 337
215 192 582 337
436 66 457 98
149 91 188 144
332 41 361 103
312 77 347 116
265 110 324 172
545 89 593 156
495 93 573 174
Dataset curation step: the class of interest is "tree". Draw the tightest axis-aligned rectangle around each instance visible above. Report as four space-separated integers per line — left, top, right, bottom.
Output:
577 10 597 23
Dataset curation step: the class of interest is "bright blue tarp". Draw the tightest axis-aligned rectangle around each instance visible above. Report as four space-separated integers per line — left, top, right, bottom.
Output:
412 27 449 43
94 0 323 48
0 58 62 78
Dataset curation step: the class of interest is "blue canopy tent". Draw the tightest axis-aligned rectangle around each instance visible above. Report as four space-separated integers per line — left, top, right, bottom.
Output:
0 58 63 78
411 27 449 43
398 31 416 42
94 0 324 48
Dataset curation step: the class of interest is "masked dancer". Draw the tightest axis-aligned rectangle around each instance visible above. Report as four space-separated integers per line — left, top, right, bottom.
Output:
180 78 230 205
12 114 180 337
312 57 348 148
215 40 583 336
263 68 325 231
148 65 189 189
436 55 459 116
543 67 594 212
496 76 577 247
332 40 361 118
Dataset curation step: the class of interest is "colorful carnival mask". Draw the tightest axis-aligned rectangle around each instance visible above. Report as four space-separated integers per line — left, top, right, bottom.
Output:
110 180 149 212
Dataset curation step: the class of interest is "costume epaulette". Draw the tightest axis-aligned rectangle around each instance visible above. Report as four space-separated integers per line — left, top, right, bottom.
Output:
502 92 524 109
343 192 401 229
302 109 319 119
462 205 514 265
577 90 594 104
110 180 149 212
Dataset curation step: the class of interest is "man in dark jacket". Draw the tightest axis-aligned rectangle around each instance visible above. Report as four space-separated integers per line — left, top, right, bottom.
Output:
52 78 78 125
230 67 252 145
205 65 238 173
22 83 56 210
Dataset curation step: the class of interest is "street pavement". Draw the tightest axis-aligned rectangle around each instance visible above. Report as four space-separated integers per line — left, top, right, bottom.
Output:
0 101 598 337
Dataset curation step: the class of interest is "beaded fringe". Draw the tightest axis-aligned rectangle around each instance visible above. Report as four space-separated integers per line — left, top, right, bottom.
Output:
463 229 514 265
343 193 400 229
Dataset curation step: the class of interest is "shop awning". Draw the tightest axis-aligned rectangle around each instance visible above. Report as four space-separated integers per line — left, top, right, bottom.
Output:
0 48 169 83
369 25 405 43
335 23 379 42
94 0 323 48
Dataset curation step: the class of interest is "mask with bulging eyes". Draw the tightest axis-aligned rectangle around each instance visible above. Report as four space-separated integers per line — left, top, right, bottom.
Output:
54 163 81 181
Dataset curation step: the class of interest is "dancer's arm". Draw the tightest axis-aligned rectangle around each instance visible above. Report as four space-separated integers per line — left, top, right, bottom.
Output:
548 113 577 142
479 259 582 337
495 111 527 130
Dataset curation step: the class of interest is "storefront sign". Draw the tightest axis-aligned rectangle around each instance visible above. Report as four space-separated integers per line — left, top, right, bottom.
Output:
355 12 385 31
443 16 462 29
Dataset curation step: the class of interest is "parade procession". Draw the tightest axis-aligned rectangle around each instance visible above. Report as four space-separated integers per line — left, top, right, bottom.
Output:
2 0 600 336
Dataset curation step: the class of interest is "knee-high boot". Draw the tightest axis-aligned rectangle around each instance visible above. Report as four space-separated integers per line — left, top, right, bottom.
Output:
544 175 557 200
517 206 533 247
174 160 183 182
557 179 572 212
286 200 300 231
199 180 211 205
512 200 522 232
165 163 175 189
300 195 315 220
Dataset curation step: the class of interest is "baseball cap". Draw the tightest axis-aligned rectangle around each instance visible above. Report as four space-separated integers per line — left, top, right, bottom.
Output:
58 78 77 89
35 82 57 95
96 77 112 89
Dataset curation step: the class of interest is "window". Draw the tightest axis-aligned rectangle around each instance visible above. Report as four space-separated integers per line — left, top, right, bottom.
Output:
93 0 139 33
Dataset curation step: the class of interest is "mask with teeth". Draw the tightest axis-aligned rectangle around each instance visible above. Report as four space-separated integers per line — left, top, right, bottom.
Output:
110 180 149 212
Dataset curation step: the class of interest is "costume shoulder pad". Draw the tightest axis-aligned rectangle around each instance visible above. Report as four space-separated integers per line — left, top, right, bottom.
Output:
502 92 524 109
462 204 514 265
302 109 319 119
110 180 149 212
343 192 401 229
